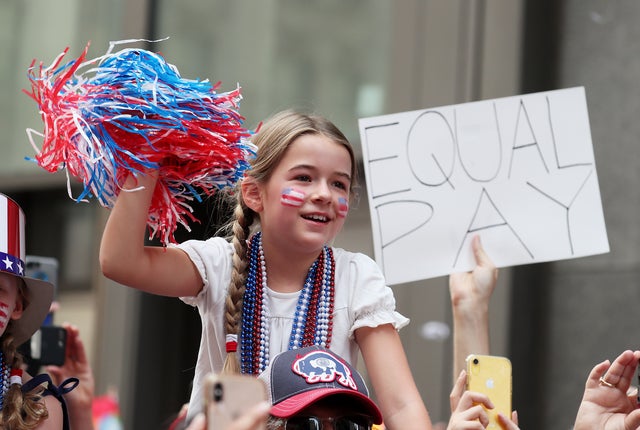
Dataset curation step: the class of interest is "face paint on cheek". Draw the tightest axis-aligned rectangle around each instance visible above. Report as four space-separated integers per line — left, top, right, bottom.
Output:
0 301 10 329
337 197 349 218
281 187 306 207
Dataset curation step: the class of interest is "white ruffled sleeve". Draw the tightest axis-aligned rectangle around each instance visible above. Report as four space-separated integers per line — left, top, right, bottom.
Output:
336 250 410 339
174 237 233 307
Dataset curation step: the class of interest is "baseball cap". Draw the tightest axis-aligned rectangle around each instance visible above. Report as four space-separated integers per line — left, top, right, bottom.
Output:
258 345 383 424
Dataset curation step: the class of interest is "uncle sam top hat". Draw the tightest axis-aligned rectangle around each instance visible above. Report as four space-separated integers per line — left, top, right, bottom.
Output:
0 193 54 345
259 345 383 424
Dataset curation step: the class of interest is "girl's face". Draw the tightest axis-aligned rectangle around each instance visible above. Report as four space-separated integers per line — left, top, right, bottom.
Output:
0 272 24 336
248 134 352 256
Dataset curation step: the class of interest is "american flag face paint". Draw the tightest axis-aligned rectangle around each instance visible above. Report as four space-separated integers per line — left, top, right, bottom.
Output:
337 197 349 218
0 301 11 330
281 187 306 207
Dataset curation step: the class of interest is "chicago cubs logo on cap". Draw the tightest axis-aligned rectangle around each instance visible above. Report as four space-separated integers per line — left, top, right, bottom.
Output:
292 350 358 390
259 345 383 424
0 194 26 277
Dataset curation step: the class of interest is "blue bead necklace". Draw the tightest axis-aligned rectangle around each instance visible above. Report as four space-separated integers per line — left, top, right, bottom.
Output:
240 232 335 374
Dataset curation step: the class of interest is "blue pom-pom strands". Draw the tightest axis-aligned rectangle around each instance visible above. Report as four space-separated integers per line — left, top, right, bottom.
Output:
24 40 256 245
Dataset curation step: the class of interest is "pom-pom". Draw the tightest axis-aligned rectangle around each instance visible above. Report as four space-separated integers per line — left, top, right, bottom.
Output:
24 40 256 245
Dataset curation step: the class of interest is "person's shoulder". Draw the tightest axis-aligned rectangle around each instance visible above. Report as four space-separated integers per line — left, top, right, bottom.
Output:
332 247 379 269
40 394 64 429
332 247 392 298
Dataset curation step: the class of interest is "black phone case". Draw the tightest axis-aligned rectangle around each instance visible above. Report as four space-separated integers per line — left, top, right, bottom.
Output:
19 326 67 367
39 326 67 366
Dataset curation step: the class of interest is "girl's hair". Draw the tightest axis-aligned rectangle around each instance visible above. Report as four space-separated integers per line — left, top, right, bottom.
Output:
0 280 48 429
267 416 285 430
221 109 358 373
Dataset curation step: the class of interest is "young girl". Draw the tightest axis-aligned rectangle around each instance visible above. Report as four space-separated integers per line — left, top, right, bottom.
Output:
0 193 70 429
100 109 491 429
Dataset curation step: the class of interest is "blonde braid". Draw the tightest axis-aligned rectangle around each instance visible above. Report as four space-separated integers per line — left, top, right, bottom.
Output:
222 199 255 374
0 333 48 430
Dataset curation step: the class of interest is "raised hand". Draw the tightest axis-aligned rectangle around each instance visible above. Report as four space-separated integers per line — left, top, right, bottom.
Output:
449 235 498 379
574 350 640 430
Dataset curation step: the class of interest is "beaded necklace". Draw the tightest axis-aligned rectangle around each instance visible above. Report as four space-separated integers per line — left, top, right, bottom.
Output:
240 232 335 374
0 352 10 411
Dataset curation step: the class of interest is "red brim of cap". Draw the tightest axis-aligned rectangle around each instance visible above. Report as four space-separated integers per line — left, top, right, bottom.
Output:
269 387 383 425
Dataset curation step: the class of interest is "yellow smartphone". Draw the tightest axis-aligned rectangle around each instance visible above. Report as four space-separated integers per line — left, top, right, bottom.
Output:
466 354 512 429
204 373 267 430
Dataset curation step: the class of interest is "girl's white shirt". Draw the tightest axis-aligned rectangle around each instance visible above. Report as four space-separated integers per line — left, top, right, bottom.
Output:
175 237 409 421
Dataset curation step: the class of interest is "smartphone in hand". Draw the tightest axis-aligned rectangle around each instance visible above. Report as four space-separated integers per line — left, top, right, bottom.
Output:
204 373 267 430
466 354 512 429
19 325 67 366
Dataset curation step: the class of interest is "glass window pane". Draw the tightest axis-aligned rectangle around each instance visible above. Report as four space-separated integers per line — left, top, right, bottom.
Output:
155 0 393 155
1 0 127 181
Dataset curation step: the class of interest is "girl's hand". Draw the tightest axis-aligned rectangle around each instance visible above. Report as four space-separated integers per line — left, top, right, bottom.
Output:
574 350 640 430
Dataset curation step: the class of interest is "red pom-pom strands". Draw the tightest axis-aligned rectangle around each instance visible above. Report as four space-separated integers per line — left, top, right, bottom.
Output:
24 41 255 245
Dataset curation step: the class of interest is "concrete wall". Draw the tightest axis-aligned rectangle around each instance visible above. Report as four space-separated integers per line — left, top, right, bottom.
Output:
512 1 640 428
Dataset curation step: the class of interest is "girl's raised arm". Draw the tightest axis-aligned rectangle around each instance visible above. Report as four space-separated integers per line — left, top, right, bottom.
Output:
357 324 433 430
99 170 203 297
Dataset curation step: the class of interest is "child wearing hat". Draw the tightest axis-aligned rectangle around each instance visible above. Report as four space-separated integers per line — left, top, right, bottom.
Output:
259 345 383 430
0 193 76 429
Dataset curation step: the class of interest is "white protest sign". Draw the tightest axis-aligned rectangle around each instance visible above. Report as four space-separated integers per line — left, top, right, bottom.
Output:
358 87 609 285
